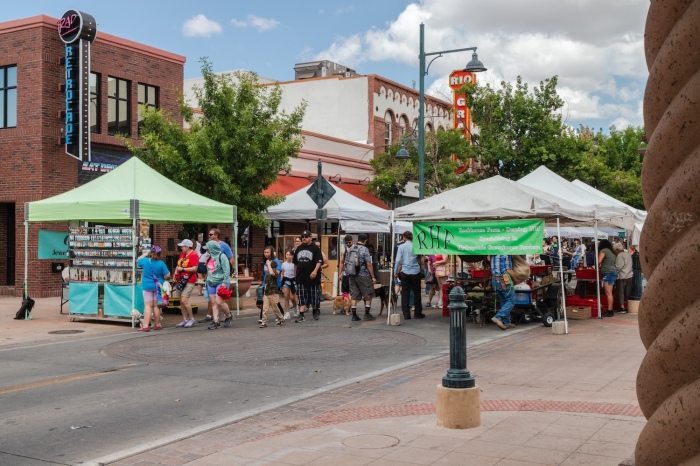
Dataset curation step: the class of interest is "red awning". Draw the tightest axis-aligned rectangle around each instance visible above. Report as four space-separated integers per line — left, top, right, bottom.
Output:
263 176 388 209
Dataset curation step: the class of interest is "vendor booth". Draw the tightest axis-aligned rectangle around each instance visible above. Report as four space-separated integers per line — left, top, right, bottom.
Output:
24 157 237 323
264 183 392 297
395 174 627 332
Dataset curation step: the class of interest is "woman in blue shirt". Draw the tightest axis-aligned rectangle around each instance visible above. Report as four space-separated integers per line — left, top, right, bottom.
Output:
136 245 170 332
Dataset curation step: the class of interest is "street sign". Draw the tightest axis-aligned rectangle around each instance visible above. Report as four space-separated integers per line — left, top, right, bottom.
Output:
307 176 336 209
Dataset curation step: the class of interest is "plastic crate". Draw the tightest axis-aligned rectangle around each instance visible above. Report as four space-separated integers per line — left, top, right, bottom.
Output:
529 265 551 276
575 267 598 279
470 269 489 278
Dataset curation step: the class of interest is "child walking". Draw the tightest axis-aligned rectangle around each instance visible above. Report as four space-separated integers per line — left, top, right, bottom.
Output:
260 246 284 328
280 250 298 320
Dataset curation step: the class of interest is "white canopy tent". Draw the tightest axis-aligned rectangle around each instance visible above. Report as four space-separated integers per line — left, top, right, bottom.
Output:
571 179 646 245
395 175 612 331
265 184 391 224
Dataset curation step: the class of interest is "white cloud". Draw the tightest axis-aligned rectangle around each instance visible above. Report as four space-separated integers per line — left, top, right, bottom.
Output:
230 14 280 32
313 0 648 129
182 14 222 38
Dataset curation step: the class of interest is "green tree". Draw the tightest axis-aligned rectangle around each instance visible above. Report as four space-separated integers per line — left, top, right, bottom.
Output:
368 129 474 204
127 58 306 226
462 76 577 180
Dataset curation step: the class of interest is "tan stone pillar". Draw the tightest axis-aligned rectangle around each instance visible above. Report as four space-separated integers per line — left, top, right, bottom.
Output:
636 1 700 464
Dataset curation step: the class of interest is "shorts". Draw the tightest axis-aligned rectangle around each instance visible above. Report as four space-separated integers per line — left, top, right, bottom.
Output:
281 278 296 294
341 275 350 294
297 284 321 309
207 283 228 298
197 263 207 275
142 289 158 303
602 271 618 285
349 275 374 301
173 282 195 299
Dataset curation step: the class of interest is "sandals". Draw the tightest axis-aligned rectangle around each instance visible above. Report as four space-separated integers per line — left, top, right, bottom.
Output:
153 325 163 330
138 327 150 332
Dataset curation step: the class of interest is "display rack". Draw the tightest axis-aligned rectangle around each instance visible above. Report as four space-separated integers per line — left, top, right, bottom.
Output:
67 226 144 321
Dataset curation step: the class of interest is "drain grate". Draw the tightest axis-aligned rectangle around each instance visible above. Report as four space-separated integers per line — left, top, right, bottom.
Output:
48 330 85 334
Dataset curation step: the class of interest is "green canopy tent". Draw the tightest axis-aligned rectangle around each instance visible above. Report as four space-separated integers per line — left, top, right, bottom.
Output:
24 157 238 318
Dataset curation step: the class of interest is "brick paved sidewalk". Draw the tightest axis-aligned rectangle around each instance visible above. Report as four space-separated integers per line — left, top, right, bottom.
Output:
104 313 644 466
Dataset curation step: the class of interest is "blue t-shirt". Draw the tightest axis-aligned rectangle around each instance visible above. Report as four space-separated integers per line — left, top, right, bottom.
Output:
137 257 169 291
262 258 282 289
219 242 233 260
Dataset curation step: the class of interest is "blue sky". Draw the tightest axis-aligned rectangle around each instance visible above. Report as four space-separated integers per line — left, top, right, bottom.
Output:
6 0 649 132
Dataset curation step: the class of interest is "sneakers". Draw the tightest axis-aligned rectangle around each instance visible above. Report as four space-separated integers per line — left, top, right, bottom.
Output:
292 306 299 317
437 302 443 308
275 319 284 326
491 317 507 330
351 314 361 322
414 314 425 319
175 320 187 328
312 309 320 320
602 310 615 317
507 323 516 329
199 315 213 323
295 314 305 323
223 315 233 328
208 321 220 330
259 323 267 328
363 314 376 321
184 318 196 328
617 309 628 314
284 312 290 320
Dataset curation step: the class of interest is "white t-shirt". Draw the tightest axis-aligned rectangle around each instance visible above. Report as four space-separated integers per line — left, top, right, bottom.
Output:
281 261 295 279
61 266 70 282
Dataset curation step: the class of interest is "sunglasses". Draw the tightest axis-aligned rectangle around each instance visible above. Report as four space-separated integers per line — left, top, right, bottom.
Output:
208 233 215 237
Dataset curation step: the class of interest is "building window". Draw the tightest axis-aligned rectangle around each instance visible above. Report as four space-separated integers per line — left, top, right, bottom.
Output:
0 65 17 129
400 115 409 136
89 73 100 133
107 76 130 136
384 111 393 147
137 83 158 135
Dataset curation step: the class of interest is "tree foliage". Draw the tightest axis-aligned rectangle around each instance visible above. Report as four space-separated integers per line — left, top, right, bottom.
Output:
461 76 646 209
126 58 306 226
367 129 474 203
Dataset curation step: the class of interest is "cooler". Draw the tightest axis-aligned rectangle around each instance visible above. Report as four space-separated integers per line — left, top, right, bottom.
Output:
514 283 533 306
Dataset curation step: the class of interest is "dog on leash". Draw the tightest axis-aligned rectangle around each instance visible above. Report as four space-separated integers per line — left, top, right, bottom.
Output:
332 293 351 315
131 309 144 326
376 285 396 316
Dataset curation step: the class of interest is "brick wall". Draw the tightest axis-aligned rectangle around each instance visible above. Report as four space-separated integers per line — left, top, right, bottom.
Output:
0 17 185 297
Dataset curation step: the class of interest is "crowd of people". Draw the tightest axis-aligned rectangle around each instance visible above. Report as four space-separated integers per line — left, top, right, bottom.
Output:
132 227 641 332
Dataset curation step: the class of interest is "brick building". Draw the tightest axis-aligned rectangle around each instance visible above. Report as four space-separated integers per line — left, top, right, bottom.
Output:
0 15 186 297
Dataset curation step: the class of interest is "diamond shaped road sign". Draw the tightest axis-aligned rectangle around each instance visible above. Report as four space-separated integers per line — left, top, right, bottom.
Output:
307 176 336 209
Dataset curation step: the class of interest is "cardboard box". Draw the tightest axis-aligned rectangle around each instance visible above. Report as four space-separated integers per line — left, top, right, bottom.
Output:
566 305 592 320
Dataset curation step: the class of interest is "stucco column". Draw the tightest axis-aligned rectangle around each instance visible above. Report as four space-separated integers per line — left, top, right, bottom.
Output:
636 1 700 464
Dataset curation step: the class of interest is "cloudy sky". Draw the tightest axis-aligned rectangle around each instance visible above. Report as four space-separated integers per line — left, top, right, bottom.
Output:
8 0 649 131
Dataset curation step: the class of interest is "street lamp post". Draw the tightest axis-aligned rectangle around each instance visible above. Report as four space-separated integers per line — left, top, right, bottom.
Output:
413 22 487 200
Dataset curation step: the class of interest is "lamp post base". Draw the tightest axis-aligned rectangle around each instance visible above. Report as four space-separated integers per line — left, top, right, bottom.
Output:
436 384 481 429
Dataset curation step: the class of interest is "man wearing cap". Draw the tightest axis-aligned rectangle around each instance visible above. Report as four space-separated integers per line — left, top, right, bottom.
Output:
293 230 324 322
345 233 377 321
173 239 199 328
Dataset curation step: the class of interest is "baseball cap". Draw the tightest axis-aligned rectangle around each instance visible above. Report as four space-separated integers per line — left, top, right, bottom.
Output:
177 239 193 247
301 230 312 237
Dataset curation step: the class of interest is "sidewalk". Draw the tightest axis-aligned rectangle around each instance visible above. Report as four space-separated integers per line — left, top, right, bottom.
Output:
103 313 644 466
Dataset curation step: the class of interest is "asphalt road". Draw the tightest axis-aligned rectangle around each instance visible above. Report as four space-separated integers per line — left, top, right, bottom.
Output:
0 307 532 465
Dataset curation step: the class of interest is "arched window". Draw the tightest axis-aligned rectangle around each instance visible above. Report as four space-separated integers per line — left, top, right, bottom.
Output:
387 89 393 101
400 115 410 136
384 111 394 147
379 86 386 97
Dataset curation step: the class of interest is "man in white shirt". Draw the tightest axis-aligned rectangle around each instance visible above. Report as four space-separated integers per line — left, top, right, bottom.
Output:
394 231 424 320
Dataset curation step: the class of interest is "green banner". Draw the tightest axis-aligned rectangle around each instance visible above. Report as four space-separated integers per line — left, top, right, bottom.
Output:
412 219 544 255
38 230 69 260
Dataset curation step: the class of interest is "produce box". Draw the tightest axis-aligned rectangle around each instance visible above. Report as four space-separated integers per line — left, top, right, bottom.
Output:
566 306 591 320
470 269 489 278
529 265 551 276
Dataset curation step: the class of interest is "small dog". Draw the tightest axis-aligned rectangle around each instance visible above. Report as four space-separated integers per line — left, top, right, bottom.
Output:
376 285 396 316
332 293 351 315
131 309 144 326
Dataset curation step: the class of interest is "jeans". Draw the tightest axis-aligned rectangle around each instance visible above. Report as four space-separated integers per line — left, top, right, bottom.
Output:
492 277 515 325
400 272 423 317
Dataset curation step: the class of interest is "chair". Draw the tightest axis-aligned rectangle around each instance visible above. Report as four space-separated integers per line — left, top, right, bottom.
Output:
60 281 69 314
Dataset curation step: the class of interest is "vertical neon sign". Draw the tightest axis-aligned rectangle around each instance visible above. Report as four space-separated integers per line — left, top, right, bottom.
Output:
58 10 97 162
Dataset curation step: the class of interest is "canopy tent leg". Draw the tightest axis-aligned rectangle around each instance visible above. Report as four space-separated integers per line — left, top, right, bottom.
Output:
556 217 568 333
131 218 137 327
594 220 602 319
23 208 28 299
233 219 239 316
387 211 396 325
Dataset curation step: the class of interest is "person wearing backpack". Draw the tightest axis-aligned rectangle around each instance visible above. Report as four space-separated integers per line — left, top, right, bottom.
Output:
343 233 377 321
